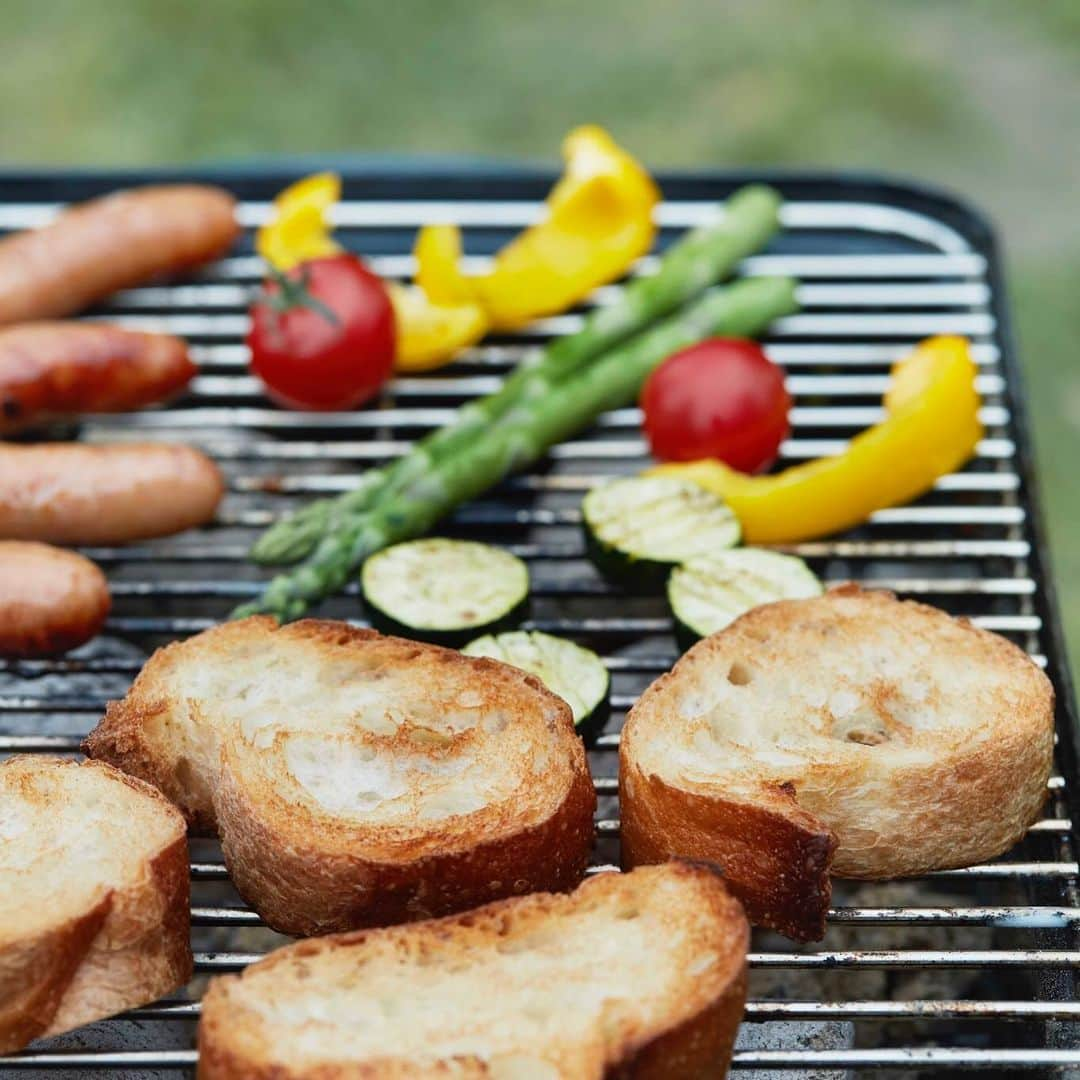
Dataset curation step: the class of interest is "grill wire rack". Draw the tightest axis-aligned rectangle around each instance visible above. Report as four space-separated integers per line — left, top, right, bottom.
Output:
2 167 1079 1078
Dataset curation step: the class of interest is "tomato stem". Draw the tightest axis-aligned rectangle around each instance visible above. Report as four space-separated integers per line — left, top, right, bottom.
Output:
261 264 341 328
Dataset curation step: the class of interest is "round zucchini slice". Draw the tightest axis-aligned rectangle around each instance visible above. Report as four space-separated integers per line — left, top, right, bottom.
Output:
668 547 823 649
582 475 740 588
462 631 610 745
361 539 529 646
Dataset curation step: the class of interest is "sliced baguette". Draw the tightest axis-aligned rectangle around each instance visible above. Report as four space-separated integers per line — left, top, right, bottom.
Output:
620 585 1055 941
198 861 749 1080
84 617 596 936
0 756 191 1053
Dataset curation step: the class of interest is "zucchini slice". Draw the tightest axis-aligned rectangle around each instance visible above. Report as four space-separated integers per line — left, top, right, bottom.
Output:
462 631 610 745
668 547 823 648
582 475 740 587
361 539 529 646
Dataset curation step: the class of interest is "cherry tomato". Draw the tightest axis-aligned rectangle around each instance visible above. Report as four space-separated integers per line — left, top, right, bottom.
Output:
247 253 395 411
641 338 791 472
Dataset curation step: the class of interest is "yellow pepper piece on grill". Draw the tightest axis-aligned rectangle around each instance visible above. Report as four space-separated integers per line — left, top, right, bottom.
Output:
256 172 489 373
387 283 489 373
414 125 660 330
256 172 342 271
648 335 983 544
414 224 475 306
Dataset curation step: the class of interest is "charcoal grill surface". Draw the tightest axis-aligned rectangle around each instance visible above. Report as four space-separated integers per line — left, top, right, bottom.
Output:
1 167 1079 1076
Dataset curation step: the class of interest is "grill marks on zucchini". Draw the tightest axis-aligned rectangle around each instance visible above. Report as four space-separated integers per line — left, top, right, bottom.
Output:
668 548 822 647
361 539 528 646
462 631 610 744
583 476 740 587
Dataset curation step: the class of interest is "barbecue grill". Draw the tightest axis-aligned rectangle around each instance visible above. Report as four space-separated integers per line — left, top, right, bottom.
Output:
1 166 1078 1077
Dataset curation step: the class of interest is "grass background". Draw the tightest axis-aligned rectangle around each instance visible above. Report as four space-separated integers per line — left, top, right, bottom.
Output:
3 0 1077 669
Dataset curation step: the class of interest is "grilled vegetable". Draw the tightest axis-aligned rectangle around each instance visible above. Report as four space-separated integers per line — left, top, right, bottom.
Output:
462 631 610 744
255 172 342 271
583 475 740 588
416 125 659 330
650 336 983 544
255 173 488 380
247 253 395 411
667 548 823 648
236 274 796 623
386 283 489 373
641 337 791 472
361 539 528 646
250 184 785 567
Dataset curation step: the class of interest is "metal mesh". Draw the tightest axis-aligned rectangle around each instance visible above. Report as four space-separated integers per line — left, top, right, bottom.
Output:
2 174 1078 1075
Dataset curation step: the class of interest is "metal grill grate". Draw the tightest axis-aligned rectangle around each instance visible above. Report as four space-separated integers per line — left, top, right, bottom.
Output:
2 168 1079 1076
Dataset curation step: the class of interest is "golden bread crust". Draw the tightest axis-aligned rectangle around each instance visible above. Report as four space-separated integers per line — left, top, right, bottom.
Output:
197 862 748 1079
620 585 1055 941
0 757 191 1052
85 617 596 935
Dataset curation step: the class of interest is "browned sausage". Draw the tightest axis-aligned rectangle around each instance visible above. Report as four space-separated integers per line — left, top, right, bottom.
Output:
0 541 110 656
0 185 240 325
0 443 224 544
0 322 196 435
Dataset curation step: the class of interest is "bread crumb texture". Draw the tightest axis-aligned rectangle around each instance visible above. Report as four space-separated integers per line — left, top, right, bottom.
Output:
85 618 596 935
198 862 748 1079
626 587 1054 881
0 757 190 1051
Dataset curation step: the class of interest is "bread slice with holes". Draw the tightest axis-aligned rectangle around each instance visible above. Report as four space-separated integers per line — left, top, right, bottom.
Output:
0 756 191 1053
84 617 596 937
620 585 1055 941
197 861 748 1080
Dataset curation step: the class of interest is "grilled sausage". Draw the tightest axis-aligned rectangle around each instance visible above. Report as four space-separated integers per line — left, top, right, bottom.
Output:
0 185 239 325
0 443 224 545
0 541 110 657
0 322 196 435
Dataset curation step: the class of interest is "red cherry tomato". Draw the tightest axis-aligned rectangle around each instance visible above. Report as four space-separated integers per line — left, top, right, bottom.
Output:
247 253 395 411
641 338 791 472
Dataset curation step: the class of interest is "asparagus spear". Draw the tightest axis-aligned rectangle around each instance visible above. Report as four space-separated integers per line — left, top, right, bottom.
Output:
235 274 798 622
251 184 782 564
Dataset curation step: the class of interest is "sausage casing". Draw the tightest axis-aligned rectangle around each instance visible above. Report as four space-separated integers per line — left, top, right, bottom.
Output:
0 185 239 325
0 541 110 657
0 443 224 545
0 322 196 435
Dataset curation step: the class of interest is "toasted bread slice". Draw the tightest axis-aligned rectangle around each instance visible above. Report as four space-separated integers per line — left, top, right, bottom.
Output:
85 617 596 936
0 756 191 1053
620 585 1055 941
198 862 748 1080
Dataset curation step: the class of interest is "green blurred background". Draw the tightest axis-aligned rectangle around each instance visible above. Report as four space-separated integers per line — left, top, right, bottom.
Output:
4 0 1077 669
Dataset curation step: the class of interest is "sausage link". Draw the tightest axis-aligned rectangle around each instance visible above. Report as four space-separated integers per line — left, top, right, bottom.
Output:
0 322 196 435
0 443 224 545
0 542 110 657
0 185 239 325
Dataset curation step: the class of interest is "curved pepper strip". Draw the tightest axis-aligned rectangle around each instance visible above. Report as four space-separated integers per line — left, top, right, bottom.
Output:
648 335 983 544
256 172 343 271
415 124 660 330
387 283 489 372
256 172 489 372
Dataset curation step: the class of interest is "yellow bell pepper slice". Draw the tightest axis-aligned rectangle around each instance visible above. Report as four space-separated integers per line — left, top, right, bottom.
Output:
414 125 660 330
649 335 983 544
256 172 490 373
256 172 342 271
414 224 474 306
387 283 489 373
